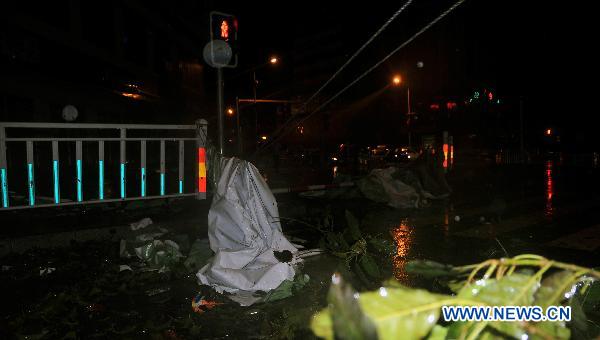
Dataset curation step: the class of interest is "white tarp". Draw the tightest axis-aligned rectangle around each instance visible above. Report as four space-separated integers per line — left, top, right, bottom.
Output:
196 157 298 305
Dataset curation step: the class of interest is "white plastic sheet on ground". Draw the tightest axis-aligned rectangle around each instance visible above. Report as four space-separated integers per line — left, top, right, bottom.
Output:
196 157 298 306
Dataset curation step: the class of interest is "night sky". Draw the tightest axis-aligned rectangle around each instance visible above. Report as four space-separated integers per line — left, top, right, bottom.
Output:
1 1 594 147
205 0 593 146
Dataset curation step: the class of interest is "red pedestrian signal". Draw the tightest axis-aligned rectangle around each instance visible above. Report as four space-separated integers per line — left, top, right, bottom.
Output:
211 12 237 43
220 20 229 40
208 11 238 67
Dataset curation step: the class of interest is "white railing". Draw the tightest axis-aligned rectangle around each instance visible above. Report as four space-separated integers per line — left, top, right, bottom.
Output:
0 120 207 210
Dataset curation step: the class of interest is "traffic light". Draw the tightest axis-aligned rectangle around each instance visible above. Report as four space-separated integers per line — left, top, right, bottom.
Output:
211 12 237 43
468 88 501 105
209 11 238 67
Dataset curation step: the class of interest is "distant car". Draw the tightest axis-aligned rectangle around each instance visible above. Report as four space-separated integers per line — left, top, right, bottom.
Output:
370 145 391 161
355 145 391 167
386 147 419 163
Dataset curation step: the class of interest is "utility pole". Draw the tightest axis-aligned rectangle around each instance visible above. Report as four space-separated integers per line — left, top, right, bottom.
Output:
217 68 224 154
253 71 258 150
407 87 412 148
203 11 238 155
236 96 241 155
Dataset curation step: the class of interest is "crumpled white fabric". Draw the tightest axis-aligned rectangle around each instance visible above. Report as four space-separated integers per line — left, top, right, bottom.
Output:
196 157 298 305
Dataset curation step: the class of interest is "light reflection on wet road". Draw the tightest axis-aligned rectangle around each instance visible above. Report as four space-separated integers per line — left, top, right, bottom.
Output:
545 160 554 218
390 218 413 282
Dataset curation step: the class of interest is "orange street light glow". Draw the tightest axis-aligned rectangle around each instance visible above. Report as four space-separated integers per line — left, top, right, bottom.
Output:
546 129 552 136
270 57 278 64
260 135 268 140
392 75 402 85
226 108 234 116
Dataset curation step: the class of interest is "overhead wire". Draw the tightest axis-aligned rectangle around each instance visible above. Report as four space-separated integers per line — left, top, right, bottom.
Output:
303 0 414 106
263 0 414 151
257 0 467 153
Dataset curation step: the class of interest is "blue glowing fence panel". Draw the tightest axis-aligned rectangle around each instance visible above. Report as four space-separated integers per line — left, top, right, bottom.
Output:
98 141 104 200
178 140 184 194
120 163 126 199
120 129 126 199
99 160 104 200
140 140 146 197
26 141 34 206
76 159 83 202
53 160 59 204
141 167 146 197
27 163 34 206
160 140 165 196
76 141 82 202
52 141 59 204
1 168 7 208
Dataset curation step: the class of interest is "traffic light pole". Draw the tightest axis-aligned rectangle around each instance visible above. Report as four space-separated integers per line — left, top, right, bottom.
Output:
205 10 238 155
236 96 241 155
407 86 412 148
217 67 224 155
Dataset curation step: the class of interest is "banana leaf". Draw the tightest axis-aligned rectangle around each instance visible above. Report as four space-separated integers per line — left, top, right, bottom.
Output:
569 295 600 339
426 325 448 340
405 260 460 278
264 274 310 302
534 271 576 310
358 286 445 340
327 274 378 340
311 310 334 340
359 254 381 279
367 237 395 255
345 210 363 242
581 281 600 313
455 274 536 339
312 275 447 340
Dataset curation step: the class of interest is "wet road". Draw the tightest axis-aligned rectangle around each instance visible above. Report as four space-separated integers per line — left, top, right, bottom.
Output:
2 160 600 338
382 160 600 280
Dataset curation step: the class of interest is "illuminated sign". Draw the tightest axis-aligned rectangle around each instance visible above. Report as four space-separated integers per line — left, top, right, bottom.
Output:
220 20 229 40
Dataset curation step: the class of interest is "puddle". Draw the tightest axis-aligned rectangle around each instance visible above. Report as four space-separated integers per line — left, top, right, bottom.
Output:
390 218 414 283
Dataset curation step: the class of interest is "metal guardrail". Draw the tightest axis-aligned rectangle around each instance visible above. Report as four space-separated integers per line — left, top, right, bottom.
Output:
0 120 208 210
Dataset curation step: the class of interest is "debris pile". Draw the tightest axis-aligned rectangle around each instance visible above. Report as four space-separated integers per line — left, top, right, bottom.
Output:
358 153 451 208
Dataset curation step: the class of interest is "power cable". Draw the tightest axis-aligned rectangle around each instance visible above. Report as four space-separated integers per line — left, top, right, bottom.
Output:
257 0 467 154
266 0 414 147
304 0 414 106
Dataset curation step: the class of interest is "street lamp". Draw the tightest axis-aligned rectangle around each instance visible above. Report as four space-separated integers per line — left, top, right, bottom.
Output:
232 55 279 154
226 108 234 116
252 56 280 100
392 73 413 147
250 57 279 151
